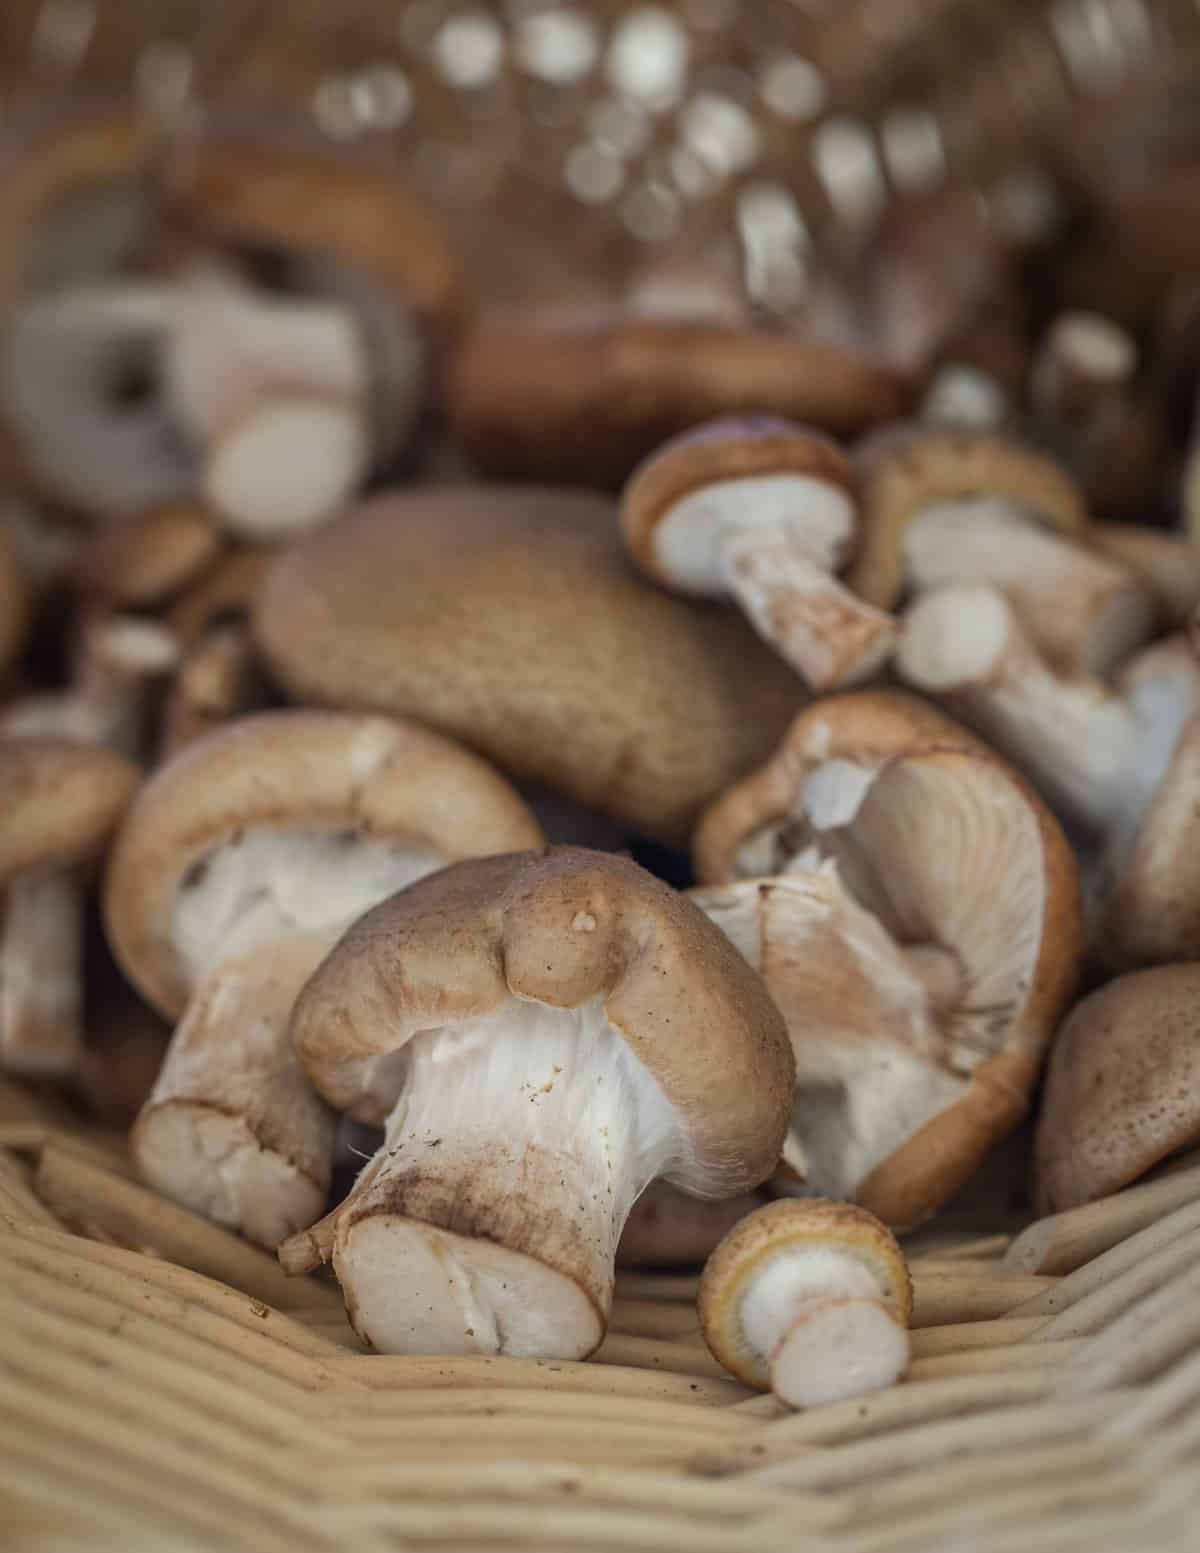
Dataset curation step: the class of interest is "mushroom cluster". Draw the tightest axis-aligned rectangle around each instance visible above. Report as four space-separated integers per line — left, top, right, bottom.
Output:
8 80 1200 1410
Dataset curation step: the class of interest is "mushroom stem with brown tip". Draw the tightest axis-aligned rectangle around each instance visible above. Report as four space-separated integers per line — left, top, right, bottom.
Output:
698 1198 912 1408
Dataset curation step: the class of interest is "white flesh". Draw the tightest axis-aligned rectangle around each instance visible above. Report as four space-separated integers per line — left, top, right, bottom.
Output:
654 476 896 690
0 870 83 1077
919 365 1009 430
904 498 1155 676
334 997 681 1359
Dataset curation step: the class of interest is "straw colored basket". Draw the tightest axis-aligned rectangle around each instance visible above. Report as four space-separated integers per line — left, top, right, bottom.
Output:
5 3 1200 1550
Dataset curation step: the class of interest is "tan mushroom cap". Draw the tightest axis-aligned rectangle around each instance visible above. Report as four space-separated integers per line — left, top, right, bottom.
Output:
693 689 986 885
0 526 31 679
620 417 855 585
848 428 1088 608
160 127 465 334
0 738 139 881
76 503 224 608
294 847 794 1190
447 310 913 489
165 545 273 645
103 710 543 1020
698 1197 911 1392
253 486 802 846
1033 964 1200 1214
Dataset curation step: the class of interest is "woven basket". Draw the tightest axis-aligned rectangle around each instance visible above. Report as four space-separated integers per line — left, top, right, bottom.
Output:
4 4 1200 1550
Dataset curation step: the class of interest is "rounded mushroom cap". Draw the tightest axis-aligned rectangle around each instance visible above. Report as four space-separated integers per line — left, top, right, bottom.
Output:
849 427 1088 608
165 545 273 645
253 485 802 846
447 310 912 490
1033 964 1200 1214
159 125 464 334
0 738 139 882
0 525 31 679
620 416 855 588
104 710 544 1020
292 846 795 1197
693 689 986 885
75 503 223 608
698 1197 911 1390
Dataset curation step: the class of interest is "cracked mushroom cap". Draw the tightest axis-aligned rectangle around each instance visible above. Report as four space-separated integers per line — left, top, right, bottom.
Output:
293 847 794 1184
0 526 31 680
103 710 543 1021
848 428 1088 609
1034 964 1200 1213
253 485 802 846
0 738 139 883
447 308 912 489
698 1197 912 1396
693 689 986 885
159 124 465 336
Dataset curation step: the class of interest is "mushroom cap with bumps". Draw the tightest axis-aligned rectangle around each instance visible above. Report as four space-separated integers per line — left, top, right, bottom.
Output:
1034 964 1200 1214
253 485 803 846
292 847 795 1196
0 738 139 882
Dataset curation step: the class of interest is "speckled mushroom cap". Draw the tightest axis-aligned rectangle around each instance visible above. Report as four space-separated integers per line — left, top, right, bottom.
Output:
159 124 465 335
848 427 1088 608
620 416 856 587
1033 964 1200 1214
103 710 543 1021
447 309 913 490
0 738 139 882
292 847 795 1195
0 526 30 680
692 689 986 885
698 1197 912 1391
253 485 802 846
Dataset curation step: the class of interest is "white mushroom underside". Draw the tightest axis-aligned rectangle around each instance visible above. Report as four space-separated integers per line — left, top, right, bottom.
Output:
337 997 682 1359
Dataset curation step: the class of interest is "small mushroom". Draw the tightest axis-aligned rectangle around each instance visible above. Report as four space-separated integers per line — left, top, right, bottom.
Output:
620 418 896 691
693 719 1081 1228
165 545 274 646
157 622 266 762
446 307 912 489
617 1182 765 1269
0 527 31 683
1090 524 1200 631
252 486 802 847
284 847 793 1358
0 738 138 1076
104 711 543 1247
1033 965 1200 1214
698 1198 912 1408
75 503 225 612
851 428 1152 677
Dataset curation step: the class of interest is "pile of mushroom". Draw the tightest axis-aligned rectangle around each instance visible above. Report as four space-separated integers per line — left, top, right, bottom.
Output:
8 77 1200 1411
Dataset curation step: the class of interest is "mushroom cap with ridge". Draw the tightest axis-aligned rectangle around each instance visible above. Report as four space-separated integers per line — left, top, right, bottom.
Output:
103 710 544 1021
848 427 1088 609
292 847 795 1196
0 738 139 882
253 485 803 846
1033 963 1200 1214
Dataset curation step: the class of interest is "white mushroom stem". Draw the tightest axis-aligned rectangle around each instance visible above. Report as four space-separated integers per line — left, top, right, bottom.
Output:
740 1245 910 1408
0 870 84 1077
132 925 341 1249
1029 311 1136 429
919 365 1010 430
903 499 1156 676
326 999 681 1359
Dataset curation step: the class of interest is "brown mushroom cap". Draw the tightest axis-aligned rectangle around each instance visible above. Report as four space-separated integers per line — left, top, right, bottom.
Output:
447 310 913 490
75 503 224 609
698 1197 911 1392
692 689 986 885
159 126 464 335
293 847 794 1193
848 428 1088 609
1033 964 1200 1214
165 544 273 645
0 526 31 680
0 738 139 881
103 710 544 1020
253 486 802 846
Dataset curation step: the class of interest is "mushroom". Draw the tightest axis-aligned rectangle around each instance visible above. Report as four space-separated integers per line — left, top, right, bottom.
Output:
620 418 896 691
0 527 31 683
850 428 1154 677
104 711 544 1247
1033 964 1200 1214
0 282 194 524
157 622 266 762
1090 524 1200 631
698 1198 912 1408
692 728 1082 1228
252 485 802 847
75 503 225 612
283 847 794 1358
166 545 274 646
0 738 138 1076
446 307 912 489
617 1182 766 1269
